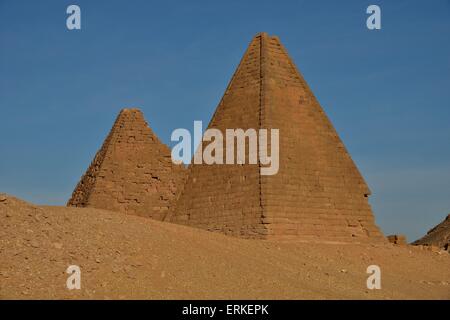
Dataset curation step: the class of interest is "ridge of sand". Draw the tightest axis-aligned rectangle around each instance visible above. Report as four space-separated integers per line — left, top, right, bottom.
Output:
0 193 449 299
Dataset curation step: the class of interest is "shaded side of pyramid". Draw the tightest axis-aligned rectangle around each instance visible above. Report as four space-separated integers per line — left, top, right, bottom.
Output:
168 33 384 242
413 214 450 250
68 108 185 220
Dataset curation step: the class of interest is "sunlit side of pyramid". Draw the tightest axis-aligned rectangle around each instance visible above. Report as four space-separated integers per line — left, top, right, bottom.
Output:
68 108 185 220
167 33 385 242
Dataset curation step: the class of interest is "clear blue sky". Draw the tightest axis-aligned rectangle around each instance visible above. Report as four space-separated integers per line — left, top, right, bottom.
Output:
1 0 449 242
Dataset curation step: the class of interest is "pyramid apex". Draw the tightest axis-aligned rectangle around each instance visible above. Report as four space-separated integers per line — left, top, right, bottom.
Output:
252 32 281 40
254 31 267 36
120 107 142 114
253 32 270 39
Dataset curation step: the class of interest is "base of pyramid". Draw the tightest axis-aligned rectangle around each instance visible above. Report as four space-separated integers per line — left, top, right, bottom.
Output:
166 213 386 243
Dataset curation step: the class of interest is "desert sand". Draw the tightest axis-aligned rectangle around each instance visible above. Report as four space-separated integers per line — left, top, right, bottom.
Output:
0 194 448 300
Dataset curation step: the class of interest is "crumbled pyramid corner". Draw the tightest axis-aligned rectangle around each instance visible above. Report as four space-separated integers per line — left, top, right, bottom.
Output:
67 108 186 220
413 214 450 251
167 32 385 243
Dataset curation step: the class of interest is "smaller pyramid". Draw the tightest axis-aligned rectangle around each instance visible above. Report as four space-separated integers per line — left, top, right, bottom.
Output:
413 214 450 251
68 108 185 219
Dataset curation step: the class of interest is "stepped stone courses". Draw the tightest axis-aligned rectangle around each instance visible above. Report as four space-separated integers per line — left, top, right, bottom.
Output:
166 32 385 242
67 108 185 220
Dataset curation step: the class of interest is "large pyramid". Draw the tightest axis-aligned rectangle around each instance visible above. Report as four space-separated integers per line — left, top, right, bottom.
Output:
166 33 385 242
68 108 185 220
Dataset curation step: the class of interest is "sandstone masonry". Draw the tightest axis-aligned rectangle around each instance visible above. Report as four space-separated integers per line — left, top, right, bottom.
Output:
67 108 185 220
166 33 385 243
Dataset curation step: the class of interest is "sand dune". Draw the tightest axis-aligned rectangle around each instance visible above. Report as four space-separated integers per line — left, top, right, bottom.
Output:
0 194 449 299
